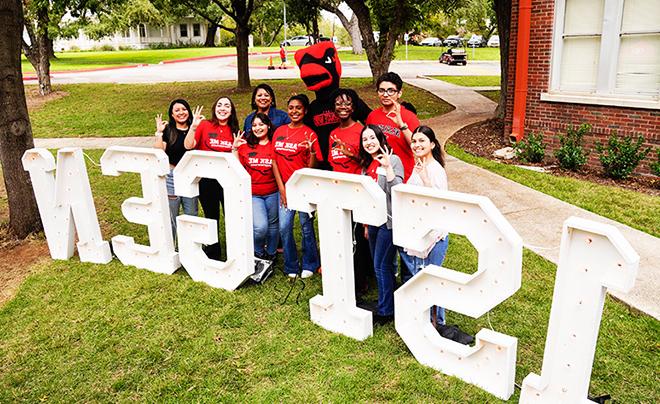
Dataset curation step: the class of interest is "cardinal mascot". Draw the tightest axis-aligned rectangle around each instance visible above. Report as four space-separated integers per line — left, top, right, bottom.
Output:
294 42 371 168
294 41 374 299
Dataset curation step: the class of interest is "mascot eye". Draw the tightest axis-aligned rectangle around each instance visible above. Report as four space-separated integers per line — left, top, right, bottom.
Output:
325 56 332 64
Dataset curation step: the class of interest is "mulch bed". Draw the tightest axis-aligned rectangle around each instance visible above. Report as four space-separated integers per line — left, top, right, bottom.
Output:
449 118 660 196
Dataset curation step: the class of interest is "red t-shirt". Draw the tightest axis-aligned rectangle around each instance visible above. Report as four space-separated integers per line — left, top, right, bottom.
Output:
237 142 278 196
272 124 322 184
328 123 363 174
366 160 380 181
194 120 233 152
365 106 420 181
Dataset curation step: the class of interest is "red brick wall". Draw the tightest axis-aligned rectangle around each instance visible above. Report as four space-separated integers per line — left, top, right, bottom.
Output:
504 0 660 174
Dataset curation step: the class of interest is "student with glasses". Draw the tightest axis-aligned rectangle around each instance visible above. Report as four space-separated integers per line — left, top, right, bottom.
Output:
365 72 420 182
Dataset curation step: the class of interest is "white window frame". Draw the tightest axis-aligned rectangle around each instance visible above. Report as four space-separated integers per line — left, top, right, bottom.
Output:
542 0 660 109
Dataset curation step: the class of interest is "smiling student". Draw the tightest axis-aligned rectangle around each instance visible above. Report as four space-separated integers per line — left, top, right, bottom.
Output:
243 84 290 134
272 94 322 279
184 96 239 260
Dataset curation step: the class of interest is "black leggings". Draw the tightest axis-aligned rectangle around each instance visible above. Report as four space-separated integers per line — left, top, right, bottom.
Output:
353 218 373 298
198 178 225 260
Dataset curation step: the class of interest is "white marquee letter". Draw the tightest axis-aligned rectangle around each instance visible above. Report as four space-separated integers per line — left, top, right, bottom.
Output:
520 217 639 403
173 151 254 290
287 169 387 340
22 148 111 263
392 185 522 400
100 146 178 274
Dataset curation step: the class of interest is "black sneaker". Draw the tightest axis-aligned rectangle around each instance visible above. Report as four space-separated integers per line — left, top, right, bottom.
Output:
436 324 475 345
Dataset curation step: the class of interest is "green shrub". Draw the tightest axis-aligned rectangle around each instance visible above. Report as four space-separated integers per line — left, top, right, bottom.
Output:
514 132 546 163
554 123 591 171
595 132 650 179
649 149 660 177
92 44 116 51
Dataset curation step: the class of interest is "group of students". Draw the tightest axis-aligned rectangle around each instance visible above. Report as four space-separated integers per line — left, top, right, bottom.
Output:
154 72 449 327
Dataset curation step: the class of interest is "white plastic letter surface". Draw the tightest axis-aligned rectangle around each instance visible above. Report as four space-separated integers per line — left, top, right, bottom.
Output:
392 185 522 400
520 217 639 403
22 148 111 263
287 169 386 340
173 151 254 291
100 146 179 274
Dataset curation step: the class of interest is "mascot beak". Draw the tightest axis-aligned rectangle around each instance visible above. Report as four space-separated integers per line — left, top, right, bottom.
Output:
295 42 342 92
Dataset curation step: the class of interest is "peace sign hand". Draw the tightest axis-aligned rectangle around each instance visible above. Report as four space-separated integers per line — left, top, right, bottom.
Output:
155 114 168 133
414 157 430 183
232 130 247 149
298 134 317 150
375 145 393 168
331 134 354 157
385 102 403 127
191 105 205 128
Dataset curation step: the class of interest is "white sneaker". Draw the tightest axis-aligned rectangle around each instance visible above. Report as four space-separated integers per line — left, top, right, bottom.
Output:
301 270 314 279
287 273 297 279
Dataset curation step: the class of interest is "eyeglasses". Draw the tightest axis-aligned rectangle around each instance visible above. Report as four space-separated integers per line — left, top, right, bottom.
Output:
334 101 353 107
377 88 399 96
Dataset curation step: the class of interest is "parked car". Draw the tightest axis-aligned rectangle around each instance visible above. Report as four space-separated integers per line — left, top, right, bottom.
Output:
467 35 486 47
443 35 463 47
419 37 442 47
281 35 312 47
488 35 500 47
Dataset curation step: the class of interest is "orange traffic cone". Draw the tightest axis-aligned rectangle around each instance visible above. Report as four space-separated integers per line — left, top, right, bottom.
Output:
267 56 275 70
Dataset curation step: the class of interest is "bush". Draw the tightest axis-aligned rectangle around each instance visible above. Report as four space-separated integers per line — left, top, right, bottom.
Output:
555 123 591 171
92 44 116 51
595 132 650 179
649 149 660 177
118 45 134 51
514 132 546 163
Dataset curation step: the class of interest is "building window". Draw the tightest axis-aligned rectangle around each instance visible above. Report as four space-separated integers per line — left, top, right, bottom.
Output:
139 24 146 38
180 24 188 38
193 23 201 37
546 0 660 108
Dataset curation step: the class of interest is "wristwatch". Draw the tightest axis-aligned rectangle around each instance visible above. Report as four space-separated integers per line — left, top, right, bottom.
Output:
399 123 409 131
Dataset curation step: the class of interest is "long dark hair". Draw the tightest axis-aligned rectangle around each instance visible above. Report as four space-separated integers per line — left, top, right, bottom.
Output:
358 124 390 169
412 125 445 167
250 83 277 111
165 98 193 146
246 112 274 146
210 95 239 133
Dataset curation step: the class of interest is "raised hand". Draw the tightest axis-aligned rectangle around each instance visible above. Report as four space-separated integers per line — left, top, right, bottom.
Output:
385 102 403 127
298 134 317 150
331 134 355 158
375 144 393 168
232 130 247 149
155 114 168 133
414 157 430 184
191 105 205 128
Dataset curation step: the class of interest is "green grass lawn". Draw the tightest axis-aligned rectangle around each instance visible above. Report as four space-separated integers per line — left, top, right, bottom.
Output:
432 75 501 87
446 144 660 238
22 45 501 73
478 90 501 102
28 79 453 138
21 47 287 73
0 149 656 401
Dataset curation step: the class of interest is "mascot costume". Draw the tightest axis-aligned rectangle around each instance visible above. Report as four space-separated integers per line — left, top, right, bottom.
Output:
294 41 373 298
294 42 371 168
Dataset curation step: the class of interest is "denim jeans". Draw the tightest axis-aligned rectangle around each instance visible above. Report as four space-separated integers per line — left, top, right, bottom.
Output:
279 201 320 275
367 224 397 316
252 191 280 258
166 169 198 239
399 236 450 325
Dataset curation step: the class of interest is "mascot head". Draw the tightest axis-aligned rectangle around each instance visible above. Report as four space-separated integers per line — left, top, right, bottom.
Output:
295 42 342 93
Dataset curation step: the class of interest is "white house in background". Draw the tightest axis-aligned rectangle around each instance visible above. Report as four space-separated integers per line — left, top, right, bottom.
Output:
54 18 210 51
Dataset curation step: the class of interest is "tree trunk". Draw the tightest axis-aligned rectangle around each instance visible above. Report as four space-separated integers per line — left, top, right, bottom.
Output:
494 0 511 119
0 0 42 238
235 25 251 89
46 35 56 59
347 13 363 54
22 5 52 95
205 23 218 47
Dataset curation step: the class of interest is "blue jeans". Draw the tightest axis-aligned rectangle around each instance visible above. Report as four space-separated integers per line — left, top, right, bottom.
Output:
166 169 198 239
399 236 450 325
368 224 397 316
279 202 320 275
252 192 280 258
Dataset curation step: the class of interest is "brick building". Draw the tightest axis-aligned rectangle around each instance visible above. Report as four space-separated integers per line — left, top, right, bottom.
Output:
505 0 659 173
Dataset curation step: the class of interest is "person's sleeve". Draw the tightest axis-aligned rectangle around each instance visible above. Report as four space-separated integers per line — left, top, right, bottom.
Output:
279 109 291 125
243 114 251 132
406 110 420 132
194 121 205 145
161 128 170 144
390 156 404 186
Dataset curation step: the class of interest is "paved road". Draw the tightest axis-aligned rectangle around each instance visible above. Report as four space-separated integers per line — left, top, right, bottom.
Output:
46 55 500 84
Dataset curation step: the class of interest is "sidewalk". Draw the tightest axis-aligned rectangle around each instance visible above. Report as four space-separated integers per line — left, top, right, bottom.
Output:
33 77 659 319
